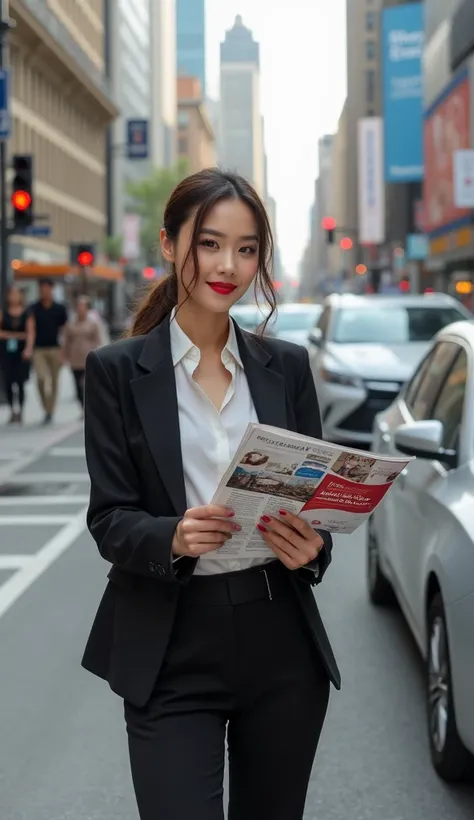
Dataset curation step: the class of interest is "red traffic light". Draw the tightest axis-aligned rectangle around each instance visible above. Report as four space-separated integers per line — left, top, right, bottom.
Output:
321 216 336 231
340 237 353 251
399 279 410 292
12 190 32 211
77 250 94 267
142 267 155 280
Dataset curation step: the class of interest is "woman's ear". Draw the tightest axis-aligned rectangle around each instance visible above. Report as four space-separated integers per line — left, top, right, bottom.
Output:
160 228 175 264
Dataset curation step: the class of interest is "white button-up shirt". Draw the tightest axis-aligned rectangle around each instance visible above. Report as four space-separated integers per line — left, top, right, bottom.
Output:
169 309 274 575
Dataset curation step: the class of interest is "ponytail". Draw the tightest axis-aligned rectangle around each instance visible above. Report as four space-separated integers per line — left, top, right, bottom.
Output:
128 272 178 337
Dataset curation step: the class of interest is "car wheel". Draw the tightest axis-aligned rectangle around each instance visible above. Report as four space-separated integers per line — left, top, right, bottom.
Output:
366 516 394 606
427 593 471 782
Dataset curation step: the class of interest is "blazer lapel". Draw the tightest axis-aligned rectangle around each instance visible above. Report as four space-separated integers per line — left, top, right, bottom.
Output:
130 318 187 516
235 323 288 429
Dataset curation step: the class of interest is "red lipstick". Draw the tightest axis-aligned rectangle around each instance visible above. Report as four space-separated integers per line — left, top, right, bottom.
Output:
207 282 237 295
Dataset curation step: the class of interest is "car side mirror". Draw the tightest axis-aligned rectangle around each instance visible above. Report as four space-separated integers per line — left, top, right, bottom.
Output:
308 328 323 347
394 420 457 469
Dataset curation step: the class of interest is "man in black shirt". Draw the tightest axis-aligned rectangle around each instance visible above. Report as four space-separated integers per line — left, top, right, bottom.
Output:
30 278 68 423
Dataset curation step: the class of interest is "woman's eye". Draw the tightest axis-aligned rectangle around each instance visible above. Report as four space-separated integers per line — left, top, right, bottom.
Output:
240 246 257 255
200 239 218 249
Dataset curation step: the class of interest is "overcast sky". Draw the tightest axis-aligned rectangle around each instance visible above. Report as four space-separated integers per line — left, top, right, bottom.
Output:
206 0 347 278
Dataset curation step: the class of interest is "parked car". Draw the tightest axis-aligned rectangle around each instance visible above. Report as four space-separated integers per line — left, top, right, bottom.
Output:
368 319 474 781
308 293 471 445
230 303 269 333
267 302 322 345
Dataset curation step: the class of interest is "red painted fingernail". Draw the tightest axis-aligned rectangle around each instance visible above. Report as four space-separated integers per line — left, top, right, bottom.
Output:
227 510 235 517
257 524 267 532
261 515 271 523
279 509 287 516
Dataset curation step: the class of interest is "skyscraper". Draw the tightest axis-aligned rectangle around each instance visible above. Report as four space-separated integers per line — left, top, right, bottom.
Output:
176 0 206 95
219 16 265 195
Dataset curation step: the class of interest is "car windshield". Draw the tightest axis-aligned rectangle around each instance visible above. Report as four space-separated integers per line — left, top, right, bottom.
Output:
332 306 467 344
231 308 267 330
272 309 322 332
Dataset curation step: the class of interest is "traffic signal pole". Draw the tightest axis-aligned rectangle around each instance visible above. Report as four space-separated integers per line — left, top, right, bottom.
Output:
0 3 13 310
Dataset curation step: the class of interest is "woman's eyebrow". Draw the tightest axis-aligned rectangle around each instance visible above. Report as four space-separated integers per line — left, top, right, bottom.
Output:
200 228 259 241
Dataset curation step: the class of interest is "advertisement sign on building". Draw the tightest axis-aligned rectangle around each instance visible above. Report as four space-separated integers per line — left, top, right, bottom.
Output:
358 117 385 245
126 119 149 160
453 149 474 208
424 69 470 235
382 3 424 183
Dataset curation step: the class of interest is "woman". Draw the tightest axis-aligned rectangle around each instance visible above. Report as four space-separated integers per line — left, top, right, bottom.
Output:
0 286 34 423
63 296 101 410
82 169 341 820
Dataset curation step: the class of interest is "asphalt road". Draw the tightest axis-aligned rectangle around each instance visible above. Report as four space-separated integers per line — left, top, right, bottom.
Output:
1 429 473 820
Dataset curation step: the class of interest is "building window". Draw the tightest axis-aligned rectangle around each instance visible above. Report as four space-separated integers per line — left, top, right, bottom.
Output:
366 69 376 103
366 40 375 60
366 11 375 31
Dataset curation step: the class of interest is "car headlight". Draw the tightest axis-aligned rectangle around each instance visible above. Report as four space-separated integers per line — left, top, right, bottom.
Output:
320 367 362 388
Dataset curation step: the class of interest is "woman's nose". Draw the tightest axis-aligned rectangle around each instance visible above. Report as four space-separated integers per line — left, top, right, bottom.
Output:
217 249 235 276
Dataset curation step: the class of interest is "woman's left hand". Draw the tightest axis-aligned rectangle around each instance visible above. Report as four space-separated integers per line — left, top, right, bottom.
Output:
257 509 324 570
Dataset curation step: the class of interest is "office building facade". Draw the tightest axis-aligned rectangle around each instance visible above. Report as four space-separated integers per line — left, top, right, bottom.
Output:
177 76 216 173
219 16 265 196
176 0 206 95
7 0 117 262
108 0 152 240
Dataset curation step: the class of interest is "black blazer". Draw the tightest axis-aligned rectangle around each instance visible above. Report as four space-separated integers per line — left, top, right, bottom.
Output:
82 314 341 706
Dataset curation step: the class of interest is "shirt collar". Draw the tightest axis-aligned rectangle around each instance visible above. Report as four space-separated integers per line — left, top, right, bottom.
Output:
169 307 243 369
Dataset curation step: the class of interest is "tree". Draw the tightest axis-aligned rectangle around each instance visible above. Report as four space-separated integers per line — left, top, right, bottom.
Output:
102 234 123 263
126 160 189 264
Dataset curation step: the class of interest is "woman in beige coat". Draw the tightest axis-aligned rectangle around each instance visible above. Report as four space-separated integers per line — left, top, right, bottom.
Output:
63 296 101 410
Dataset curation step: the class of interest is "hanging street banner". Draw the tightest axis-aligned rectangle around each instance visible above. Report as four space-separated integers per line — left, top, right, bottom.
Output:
126 119 149 160
382 3 424 182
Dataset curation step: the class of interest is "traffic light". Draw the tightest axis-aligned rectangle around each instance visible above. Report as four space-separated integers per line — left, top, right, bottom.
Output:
75 244 95 267
321 216 336 244
11 155 33 231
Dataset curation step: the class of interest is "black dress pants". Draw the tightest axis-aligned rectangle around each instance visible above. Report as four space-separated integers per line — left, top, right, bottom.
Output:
124 561 330 820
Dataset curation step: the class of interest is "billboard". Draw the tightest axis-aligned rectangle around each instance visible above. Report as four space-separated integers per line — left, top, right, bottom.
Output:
358 117 385 245
382 3 424 182
424 70 470 235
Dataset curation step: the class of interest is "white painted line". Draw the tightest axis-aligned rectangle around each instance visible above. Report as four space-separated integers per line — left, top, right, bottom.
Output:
0 555 33 570
4 473 90 483
50 447 85 458
0 515 72 525
0 507 87 620
0 496 89 506
0 420 83 483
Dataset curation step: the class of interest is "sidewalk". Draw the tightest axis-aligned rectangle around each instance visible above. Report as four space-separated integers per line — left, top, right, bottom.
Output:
0 369 82 471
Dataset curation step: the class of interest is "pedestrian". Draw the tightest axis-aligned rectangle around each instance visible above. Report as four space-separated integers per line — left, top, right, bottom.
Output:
0 286 35 424
82 168 341 820
30 278 68 424
63 296 101 411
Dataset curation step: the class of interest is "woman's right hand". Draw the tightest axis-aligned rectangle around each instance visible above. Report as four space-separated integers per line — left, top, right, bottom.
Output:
172 505 240 558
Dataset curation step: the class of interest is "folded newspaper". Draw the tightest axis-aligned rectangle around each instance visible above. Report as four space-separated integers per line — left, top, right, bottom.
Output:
202 423 414 560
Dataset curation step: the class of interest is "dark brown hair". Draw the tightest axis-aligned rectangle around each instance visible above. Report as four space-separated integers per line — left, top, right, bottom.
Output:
129 168 276 336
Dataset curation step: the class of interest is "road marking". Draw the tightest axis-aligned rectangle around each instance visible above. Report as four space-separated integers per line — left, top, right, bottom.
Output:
0 496 89 506
4 473 90 483
50 447 85 457
0 507 87 620
0 555 33 570
0 515 72 525
0 421 83 483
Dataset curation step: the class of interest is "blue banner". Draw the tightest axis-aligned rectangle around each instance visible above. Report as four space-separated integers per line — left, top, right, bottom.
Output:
382 3 424 182
126 119 149 160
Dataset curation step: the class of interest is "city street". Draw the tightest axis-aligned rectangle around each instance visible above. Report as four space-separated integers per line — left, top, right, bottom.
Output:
0 426 473 820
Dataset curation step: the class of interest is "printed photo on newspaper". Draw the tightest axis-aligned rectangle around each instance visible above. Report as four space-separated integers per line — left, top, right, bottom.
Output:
202 423 414 560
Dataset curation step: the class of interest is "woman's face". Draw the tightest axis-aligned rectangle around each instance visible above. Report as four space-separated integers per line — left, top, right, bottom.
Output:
161 198 260 314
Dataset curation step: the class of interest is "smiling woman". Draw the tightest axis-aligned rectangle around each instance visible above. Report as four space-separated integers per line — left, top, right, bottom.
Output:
82 167 339 820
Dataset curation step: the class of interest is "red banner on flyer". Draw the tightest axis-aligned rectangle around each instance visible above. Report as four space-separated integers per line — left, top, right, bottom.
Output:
302 474 389 515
